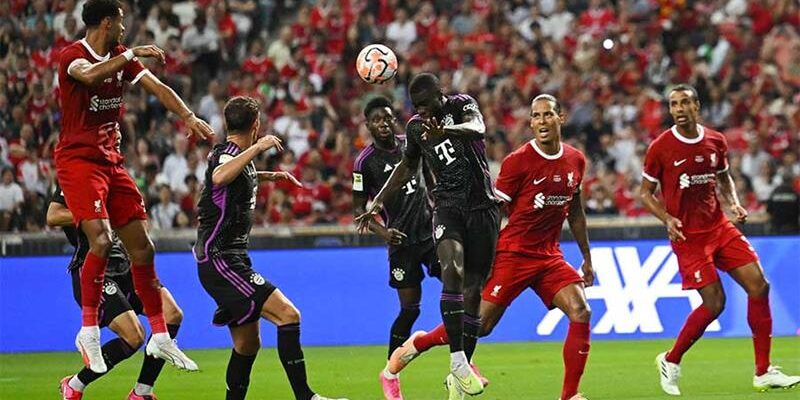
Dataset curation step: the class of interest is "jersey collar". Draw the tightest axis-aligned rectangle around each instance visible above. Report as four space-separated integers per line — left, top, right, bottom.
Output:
79 38 110 62
530 139 563 160
671 124 705 144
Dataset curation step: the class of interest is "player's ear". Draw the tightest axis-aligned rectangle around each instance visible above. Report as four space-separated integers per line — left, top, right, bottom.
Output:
558 111 567 124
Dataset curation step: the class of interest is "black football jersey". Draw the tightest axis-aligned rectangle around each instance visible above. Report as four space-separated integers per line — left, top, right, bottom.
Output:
194 142 257 260
404 94 496 210
353 137 432 248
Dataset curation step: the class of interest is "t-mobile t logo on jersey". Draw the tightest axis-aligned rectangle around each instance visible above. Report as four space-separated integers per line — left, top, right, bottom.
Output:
434 139 456 165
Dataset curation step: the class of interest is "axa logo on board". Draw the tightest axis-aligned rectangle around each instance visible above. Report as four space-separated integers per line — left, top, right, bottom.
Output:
536 245 721 335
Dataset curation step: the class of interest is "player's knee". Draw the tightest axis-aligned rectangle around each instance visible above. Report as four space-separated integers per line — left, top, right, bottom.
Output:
234 337 261 356
478 319 496 337
568 302 592 323
705 296 726 316
278 303 301 325
90 232 113 258
748 280 770 298
128 238 155 263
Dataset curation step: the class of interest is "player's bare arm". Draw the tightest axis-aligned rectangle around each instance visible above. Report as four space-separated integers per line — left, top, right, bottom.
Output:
212 135 283 186
257 171 303 187
717 168 748 223
355 153 419 233
46 202 74 228
67 45 165 87
139 73 214 141
639 178 686 242
566 190 594 287
352 189 406 245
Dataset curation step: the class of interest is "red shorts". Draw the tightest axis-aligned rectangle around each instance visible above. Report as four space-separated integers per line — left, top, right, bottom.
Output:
56 158 147 228
671 221 759 290
482 251 583 308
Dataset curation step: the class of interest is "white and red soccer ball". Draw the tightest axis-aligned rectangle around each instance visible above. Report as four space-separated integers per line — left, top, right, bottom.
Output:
355 44 398 84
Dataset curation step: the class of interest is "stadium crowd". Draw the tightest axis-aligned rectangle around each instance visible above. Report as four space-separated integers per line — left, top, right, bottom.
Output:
0 0 799 233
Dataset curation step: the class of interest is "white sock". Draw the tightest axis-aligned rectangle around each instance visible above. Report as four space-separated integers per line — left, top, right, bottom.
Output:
450 351 470 377
383 366 399 380
134 383 154 396
79 326 100 337
152 332 170 343
69 375 86 391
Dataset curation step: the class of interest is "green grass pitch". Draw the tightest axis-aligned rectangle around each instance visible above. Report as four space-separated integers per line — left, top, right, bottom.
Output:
1 337 798 399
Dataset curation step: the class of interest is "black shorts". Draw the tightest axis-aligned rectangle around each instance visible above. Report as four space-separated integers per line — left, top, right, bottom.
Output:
70 269 144 328
197 253 276 327
432 206 500 277
388 239 441 288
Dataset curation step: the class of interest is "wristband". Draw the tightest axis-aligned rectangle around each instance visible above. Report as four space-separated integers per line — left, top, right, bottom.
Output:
122 49 134 61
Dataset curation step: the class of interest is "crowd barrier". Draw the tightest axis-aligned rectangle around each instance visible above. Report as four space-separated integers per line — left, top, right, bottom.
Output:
1 237 798 352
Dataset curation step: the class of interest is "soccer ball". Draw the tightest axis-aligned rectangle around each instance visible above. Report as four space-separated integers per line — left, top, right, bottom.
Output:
355 44 398 84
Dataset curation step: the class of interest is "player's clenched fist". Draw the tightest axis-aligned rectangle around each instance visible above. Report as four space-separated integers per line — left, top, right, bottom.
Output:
132 45 166 64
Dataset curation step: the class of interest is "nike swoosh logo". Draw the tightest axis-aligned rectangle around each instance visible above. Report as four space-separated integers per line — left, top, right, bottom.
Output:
673 159 687 166
534 177 546 184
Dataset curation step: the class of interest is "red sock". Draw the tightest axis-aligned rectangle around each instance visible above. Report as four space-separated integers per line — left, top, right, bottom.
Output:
413 323 449 352
131 263 166 334
665 305 715 364
748 296 772 376
80 252 108 326
561 322 590 400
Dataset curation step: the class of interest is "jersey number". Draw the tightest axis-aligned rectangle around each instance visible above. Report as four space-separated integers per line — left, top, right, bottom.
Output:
434 139 457 165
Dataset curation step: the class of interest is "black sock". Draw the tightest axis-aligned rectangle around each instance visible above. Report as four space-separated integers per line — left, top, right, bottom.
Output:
440 291 465 353
388 304 421 359
137 324 180 386
76 338 137 385
226 349 257 400
277 323 315 400
463 313 480 362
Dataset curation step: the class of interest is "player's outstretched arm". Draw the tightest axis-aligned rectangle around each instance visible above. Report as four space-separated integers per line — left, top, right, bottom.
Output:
717 168 748 223
257 171 303 187
566 190 594 286
639 179 686 241
139 73 214 141
46 202 74 227
213 135 283 187
352 187 406 245
354 154 419 233
68 45 165 87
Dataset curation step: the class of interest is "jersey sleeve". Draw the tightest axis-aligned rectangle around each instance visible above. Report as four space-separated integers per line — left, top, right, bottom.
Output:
455 94 485 140
717 134 730 173
60 46 88 79
118 46 149 85
642 142 662 184
50 182 66 205
403 119 423 161
352 149 371 194
494 152 526 202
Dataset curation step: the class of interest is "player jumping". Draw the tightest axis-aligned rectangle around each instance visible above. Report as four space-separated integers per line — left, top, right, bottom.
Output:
351 96 441 400
640 84 800 395
49 180 183 400
194 96 347 400
356 73 499 397
56 0 212 373
384 94 595 400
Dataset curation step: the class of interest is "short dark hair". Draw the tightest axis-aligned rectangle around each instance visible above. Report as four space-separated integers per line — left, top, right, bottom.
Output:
532 93 562 114
224 97 260 134
669 84 699 102
364 96 393 118
82 0 122 27
408 73 439 97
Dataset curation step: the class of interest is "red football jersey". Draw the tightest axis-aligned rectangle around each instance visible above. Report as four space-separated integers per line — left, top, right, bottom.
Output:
56 39 148 164
642 124 729 233
495 140 586 257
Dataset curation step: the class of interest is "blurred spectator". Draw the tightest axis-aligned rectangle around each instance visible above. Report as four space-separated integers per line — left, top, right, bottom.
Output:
385 9 416 54
0 167 24 231
150 184 181 230
766 174 800 234
586 184 618 215
162 134 189 195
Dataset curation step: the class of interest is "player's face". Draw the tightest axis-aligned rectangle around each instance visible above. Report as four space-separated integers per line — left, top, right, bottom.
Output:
366 107 396 144
410 89 443 119
107 8 125 46
668 90 699 127
250 114 261 144
530 99 564 145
